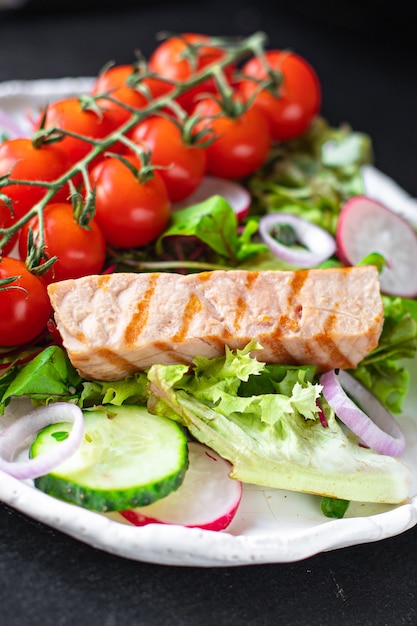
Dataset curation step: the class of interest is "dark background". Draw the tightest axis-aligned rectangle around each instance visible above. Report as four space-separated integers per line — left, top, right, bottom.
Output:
1 2 417 624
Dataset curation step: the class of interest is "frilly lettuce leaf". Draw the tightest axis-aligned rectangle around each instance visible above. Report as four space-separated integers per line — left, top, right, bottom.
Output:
79 374 148 407
147 342 410 504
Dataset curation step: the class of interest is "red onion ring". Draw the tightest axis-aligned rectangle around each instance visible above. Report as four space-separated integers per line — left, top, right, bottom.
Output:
0 402 85 479
258 213 336 267
320 370 406 457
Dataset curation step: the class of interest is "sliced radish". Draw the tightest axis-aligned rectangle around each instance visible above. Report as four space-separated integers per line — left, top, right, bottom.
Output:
172 176 251 221
258 212 336 267
120 442 242 531
336 195 417 297
362 165 417 228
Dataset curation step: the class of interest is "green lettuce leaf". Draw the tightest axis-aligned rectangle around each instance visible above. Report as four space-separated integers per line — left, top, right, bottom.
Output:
0 346 82 413
350 295 417 413
147 344 410 504
156 195 267 264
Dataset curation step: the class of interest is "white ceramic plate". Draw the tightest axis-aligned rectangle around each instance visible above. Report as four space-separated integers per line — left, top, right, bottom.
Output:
1 79 417 567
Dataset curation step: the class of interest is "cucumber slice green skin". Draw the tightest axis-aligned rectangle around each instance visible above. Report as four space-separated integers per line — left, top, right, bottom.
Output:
30 405 188 514
34 465 186 513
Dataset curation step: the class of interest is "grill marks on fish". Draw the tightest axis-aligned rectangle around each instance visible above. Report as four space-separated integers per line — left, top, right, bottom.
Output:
125 274 158 346
47 267 384 381
312 314 344 370
233 296 246 332
288 269 309 306
172 292 204 343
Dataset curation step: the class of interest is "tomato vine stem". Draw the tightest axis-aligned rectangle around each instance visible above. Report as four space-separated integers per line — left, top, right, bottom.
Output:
0 31 269 258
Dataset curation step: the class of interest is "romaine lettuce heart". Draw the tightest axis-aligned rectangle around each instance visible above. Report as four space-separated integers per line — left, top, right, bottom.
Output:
147 342 410 504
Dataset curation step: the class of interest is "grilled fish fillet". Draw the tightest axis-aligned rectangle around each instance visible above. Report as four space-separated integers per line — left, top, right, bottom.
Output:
47 267 384 381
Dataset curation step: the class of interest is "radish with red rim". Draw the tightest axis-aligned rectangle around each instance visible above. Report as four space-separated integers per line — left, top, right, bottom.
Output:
173 176 251 221
120 442 242 531
336 195 417 297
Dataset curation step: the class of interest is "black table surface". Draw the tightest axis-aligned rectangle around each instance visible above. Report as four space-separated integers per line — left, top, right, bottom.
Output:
1 3 417 625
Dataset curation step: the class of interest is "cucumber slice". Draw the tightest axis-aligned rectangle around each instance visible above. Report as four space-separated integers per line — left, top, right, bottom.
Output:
30 405 188 513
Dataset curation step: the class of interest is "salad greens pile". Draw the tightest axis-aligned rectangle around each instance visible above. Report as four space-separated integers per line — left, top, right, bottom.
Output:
0 337 412 506
1 115 416 517
249 118 372 234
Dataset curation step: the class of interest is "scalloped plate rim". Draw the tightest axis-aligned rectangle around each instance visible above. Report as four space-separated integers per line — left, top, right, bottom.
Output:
0 78 417 567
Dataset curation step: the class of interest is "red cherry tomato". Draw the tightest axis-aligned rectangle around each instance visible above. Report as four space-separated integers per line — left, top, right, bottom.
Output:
90 65 161 128
90 156 171 248
0 257 51 346
129 116 207 202
18 202 107 283
193 98 270 179
239 51 321 141
92 64 170 101
148 33 233 113
0 138 71 221
38 97 118 165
